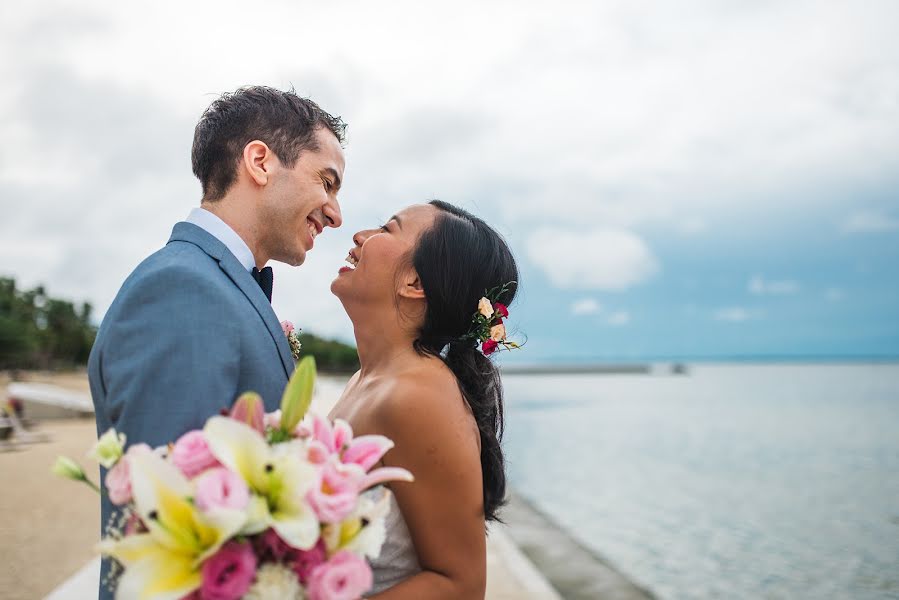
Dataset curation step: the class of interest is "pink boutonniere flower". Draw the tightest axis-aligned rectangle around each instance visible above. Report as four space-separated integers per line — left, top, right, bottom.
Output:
281 320 302 361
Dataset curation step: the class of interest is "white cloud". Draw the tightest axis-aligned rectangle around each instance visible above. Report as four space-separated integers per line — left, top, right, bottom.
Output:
714 307 753 322
607 311 631 326
0 0 897 345
842 211 899 234
571 298 601 316
748 275 800 295
527 228 659 291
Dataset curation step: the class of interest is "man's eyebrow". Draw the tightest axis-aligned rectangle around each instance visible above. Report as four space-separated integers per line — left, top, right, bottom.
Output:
323 167 342 190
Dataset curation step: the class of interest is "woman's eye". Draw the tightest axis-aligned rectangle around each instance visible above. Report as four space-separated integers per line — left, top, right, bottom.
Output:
379 224 389 233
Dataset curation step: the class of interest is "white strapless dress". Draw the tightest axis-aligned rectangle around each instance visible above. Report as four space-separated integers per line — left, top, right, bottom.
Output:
366 487 422 595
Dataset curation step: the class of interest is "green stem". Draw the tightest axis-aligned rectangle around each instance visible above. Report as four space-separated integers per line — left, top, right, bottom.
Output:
80 476 103 495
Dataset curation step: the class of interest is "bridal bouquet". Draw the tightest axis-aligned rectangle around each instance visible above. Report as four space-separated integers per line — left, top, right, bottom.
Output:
54 357 412 600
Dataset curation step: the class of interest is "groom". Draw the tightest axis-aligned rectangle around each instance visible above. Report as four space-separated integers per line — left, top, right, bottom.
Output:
88 86 346 598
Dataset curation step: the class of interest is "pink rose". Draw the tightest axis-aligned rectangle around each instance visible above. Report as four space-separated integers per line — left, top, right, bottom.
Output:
200 541 257 600
293 538 327 584
494 302 509 318
281 320 295 335
481 339 498 355
306 463 360 524
194 468 250 512
171 430 220 478
307 550 373 600
105 455 132 505
104 443 151 505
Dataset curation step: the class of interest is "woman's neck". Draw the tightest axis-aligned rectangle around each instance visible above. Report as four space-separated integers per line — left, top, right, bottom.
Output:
352 315 420 378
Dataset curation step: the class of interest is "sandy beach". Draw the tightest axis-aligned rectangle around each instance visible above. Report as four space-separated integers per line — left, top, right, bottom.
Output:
0 372 560 599
1 416 101 599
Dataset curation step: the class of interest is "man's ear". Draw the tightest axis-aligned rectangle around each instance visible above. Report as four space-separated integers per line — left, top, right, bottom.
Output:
242 140 273 186
398 270 426 300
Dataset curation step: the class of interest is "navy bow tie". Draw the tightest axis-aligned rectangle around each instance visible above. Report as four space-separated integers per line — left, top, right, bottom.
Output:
251 266 273 302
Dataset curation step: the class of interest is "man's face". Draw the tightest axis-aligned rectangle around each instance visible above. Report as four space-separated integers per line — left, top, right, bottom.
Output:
262 127 345 266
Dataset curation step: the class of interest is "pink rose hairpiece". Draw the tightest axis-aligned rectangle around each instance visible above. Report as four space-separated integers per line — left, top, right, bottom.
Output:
462 281 521 356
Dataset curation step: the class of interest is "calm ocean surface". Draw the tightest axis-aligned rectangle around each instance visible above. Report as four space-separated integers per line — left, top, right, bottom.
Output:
502 364 899 599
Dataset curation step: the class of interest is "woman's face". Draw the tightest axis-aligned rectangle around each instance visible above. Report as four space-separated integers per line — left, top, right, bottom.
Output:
330 203 438 309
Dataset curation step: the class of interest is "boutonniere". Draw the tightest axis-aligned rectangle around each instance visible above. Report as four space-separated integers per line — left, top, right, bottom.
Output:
280 321 302 361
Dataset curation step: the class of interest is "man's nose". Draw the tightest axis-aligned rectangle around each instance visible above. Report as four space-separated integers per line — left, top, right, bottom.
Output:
323 198 343 229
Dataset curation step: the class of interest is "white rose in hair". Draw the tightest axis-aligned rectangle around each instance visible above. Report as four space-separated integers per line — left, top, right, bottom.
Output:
477 297 494 319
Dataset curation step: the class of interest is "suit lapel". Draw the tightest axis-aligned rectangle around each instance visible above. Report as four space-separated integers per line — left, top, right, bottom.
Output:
168 222 295 379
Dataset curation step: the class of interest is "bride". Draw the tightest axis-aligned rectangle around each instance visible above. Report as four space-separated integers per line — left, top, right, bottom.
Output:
328 200 519 598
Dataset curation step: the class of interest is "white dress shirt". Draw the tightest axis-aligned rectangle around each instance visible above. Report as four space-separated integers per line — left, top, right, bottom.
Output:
186 207 257 272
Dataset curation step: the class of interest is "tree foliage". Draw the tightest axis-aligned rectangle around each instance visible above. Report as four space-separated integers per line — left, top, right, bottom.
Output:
0 276 361 374
297 331 360 373
0 277 97 369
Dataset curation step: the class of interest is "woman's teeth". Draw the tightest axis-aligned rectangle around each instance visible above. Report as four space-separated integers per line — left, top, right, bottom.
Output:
345 254 358 268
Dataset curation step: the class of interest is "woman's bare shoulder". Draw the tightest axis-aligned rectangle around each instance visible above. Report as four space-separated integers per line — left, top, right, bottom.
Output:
371 359 473 445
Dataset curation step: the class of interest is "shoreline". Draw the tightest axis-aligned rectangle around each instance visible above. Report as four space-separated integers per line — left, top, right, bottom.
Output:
502 491 655 599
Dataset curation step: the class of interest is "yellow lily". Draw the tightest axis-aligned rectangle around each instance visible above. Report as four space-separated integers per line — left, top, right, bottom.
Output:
321 489 391 558
204 415 320 550
97 451 246 600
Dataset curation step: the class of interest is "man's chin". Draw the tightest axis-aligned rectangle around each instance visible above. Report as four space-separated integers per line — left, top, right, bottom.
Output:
275 251 306 267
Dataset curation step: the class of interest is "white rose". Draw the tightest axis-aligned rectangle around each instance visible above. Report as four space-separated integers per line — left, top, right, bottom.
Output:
477 297 494 319
489 323 506 342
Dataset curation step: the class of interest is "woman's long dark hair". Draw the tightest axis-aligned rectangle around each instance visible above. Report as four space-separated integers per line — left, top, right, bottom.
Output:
410 200 519 523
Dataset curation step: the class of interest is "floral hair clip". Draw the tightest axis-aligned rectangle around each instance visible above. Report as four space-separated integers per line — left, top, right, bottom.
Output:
463 281 521 356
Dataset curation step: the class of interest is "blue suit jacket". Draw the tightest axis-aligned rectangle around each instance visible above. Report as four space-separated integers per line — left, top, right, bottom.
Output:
88 222 294 599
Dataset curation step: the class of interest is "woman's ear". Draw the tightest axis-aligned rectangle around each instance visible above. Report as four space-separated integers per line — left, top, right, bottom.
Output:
398 269 426 300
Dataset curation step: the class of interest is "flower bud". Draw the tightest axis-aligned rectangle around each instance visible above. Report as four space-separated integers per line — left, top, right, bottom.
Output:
280 356 316 433
88 428 126 468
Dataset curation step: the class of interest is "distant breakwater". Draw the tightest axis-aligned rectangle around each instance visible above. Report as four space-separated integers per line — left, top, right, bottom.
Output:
501 363 692 376
501 364 650 375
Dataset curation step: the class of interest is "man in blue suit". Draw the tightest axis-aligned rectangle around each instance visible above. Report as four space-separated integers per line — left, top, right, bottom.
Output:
88 86 346 598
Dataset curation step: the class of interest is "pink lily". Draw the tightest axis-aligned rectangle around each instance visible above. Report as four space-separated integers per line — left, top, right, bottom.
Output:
306 462 362 524
301 414 415 490
306 439 332 465
358 466 414 491
342 435 394 471
230 392 265 434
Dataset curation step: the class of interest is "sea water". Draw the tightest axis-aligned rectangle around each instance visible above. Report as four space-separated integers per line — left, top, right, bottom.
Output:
503 364 899 599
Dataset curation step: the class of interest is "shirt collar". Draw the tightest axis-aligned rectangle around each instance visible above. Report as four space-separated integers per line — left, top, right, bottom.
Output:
185 207 257 272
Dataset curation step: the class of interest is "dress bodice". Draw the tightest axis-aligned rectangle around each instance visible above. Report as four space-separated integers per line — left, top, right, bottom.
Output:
366 487 422 595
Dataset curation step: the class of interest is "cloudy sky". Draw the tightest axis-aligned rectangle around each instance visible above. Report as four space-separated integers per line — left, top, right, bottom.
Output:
2 0 897 363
